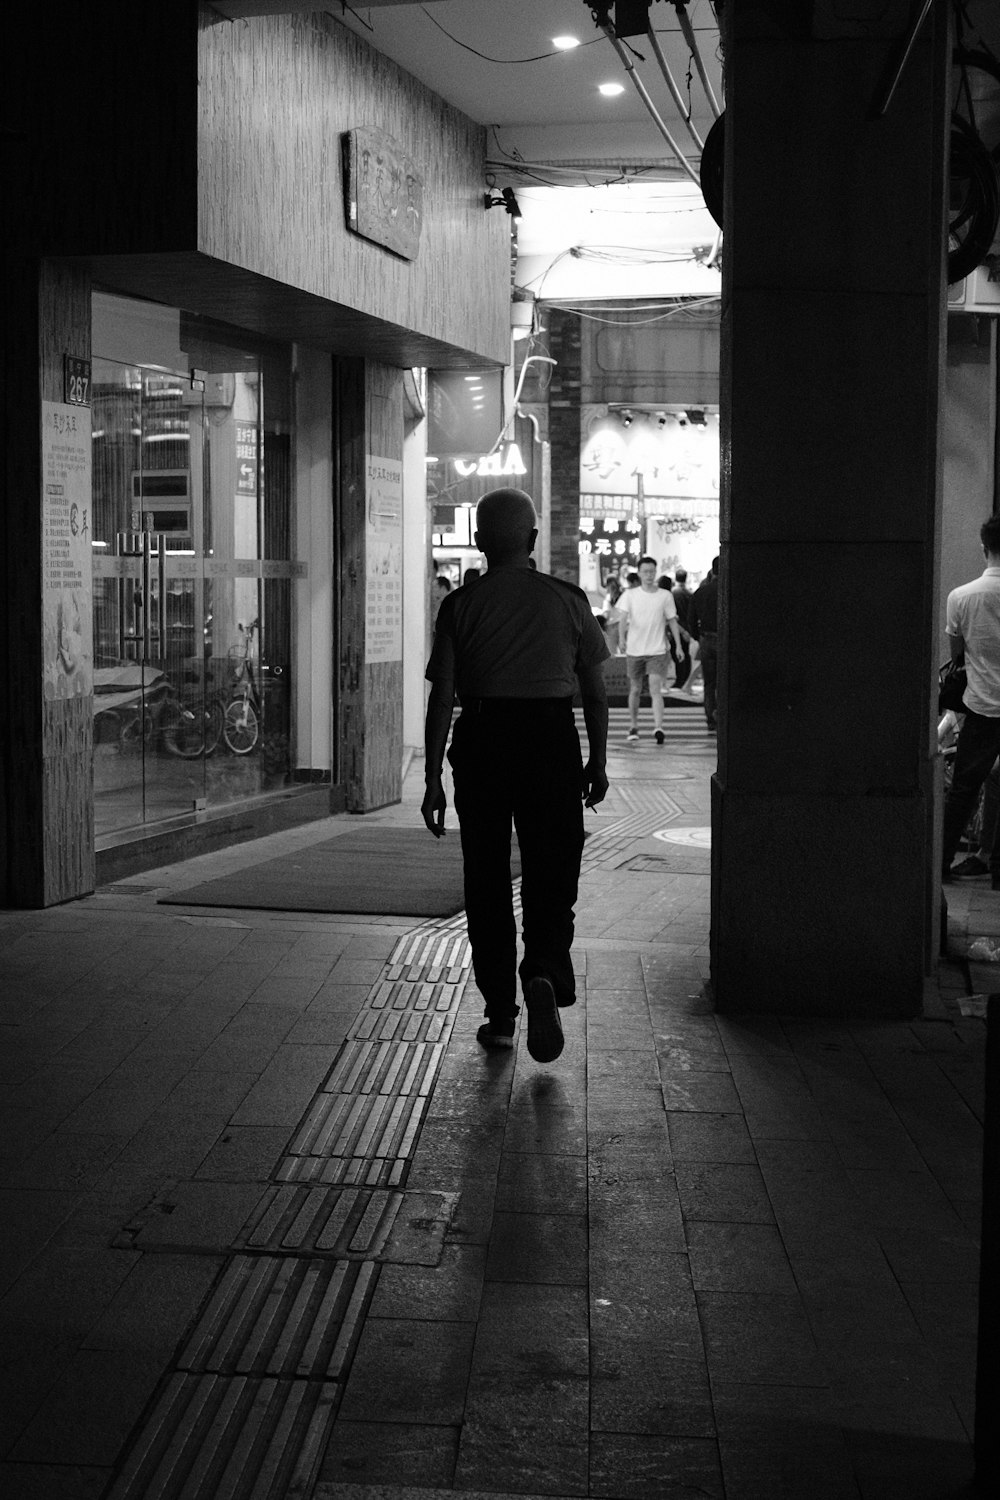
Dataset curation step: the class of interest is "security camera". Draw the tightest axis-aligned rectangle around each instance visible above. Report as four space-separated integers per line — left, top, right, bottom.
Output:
677 414 688 427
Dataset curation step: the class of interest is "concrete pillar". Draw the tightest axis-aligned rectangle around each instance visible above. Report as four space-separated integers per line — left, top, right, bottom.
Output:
713 2 949 1016
546 309 584 584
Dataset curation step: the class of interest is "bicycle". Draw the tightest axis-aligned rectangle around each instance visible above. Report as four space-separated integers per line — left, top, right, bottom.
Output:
220 619 263 755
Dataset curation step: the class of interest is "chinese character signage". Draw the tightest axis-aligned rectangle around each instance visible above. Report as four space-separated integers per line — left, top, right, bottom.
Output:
366 456 403 663
344 127 423 261
42 402 93 700
580 405 720 505
236 423 257 496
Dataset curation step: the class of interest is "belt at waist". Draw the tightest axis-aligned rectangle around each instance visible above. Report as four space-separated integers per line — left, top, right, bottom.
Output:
459 696 573 714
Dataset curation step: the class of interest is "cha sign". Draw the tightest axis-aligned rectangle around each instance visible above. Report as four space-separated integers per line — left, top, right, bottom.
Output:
454 443 526 480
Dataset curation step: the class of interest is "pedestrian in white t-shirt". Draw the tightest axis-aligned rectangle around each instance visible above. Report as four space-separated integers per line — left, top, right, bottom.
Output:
617 555 683 744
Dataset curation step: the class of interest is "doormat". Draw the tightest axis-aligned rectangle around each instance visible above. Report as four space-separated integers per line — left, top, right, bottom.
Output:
159 827 520 917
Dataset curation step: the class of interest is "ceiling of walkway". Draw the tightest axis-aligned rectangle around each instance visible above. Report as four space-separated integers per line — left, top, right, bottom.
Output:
219 3 1000 308
217 1 725 303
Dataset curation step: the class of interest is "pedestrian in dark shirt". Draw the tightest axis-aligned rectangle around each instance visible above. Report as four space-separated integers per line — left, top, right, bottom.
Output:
672 568 694 688
422 488 610 1062
689 556 719 732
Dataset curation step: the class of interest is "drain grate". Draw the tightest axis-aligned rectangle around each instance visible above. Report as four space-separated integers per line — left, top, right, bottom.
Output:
105 1372 337 1500
177 1256 377 1379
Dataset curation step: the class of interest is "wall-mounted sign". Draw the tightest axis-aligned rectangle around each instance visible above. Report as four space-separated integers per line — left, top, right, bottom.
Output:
235 423 257 496
42 402 93 700
343 127 423 260
366 456 403 663
63 355 91 407
454 443 526 479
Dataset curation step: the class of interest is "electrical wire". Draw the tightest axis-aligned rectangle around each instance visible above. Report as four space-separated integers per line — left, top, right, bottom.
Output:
543 296 721 326
645 23 705 151
591 12 703 188
418 5 602 64
328 3 374 34
487 356 558 454
672 2 722 118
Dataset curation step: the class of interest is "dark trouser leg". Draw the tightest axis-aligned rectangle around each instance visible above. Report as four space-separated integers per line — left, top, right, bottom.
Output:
700 635 718 726
450 722 519 1020
514 714 585 1006
675 647 691 689
942 710 1000 874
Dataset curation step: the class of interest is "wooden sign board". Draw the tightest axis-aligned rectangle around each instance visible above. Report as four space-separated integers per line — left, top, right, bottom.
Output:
343 127 423 261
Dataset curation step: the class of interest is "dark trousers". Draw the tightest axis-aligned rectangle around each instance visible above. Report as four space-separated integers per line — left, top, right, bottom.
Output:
699 632 718 727
671 638 691 688
448 699 585 1019
942 706 1000 876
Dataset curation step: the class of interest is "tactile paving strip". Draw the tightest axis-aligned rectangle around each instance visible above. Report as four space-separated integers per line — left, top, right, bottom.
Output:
105 1372 337 1500
106 917 472 1496
235 1184 456 1262
177 1256 377 1379
279 1078 429 1187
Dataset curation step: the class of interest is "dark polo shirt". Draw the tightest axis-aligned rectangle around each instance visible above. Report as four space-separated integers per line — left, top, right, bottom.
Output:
427 564 609 700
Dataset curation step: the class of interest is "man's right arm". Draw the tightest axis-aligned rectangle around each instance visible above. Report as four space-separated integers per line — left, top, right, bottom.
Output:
577 661 609 808
617 594 629 655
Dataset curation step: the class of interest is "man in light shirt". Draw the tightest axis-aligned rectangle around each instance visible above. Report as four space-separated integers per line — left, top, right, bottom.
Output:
942 513 1000 887
618 555 684 744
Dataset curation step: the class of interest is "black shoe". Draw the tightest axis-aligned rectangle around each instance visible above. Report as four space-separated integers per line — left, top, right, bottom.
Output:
477 1018 515 1049
654 729 665 745
952 855 989 878
525 976 564 1063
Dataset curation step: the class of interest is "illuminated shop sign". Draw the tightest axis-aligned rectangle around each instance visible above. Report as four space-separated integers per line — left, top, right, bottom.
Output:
579 516 643 561
453 443 526 479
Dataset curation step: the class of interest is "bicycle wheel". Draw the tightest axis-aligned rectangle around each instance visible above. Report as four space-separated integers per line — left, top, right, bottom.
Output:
204 698 225 755
222 697 259 754
162 700 212 759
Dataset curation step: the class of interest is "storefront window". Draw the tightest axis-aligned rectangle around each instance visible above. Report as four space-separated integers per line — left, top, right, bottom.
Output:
91 296 296 838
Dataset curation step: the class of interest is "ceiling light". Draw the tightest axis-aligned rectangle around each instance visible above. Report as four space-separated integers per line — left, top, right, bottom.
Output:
599 82 625 97
552 35 580 50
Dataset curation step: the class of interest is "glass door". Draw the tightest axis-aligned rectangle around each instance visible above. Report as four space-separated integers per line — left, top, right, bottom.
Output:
92 359 211 835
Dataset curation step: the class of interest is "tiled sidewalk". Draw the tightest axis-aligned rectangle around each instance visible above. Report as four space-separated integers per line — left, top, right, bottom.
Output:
0 721 988 1500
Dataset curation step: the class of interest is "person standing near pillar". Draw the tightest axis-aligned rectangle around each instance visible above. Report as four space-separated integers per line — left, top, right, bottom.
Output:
421 488 610 1063
672 568 694 688
618 556 683 744
690 557 720 732
942 515 1000 887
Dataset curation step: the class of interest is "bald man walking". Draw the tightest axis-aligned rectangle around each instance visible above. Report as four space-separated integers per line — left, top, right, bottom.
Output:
422 489 610 1063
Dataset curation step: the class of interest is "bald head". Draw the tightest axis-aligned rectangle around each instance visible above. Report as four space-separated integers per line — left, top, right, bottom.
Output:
474 488 537 563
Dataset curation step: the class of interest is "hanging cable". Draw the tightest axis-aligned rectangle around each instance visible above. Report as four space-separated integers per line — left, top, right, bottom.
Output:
489 357 557 453
672 1 721 120
645 23 704 151
590 10 703 188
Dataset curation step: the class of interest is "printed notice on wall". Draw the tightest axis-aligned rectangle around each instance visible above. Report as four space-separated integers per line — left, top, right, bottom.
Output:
365 455 403 663
42 401 93 700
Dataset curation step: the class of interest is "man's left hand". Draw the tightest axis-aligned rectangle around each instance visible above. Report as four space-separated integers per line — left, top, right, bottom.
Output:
422 774 447 836
583 762 609 809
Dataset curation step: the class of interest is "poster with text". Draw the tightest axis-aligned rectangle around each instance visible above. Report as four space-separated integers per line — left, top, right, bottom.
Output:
42 402 93 700
365 456 403 663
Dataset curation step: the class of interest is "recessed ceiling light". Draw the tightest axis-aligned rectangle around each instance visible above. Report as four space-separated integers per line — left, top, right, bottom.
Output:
598 82 626 97
552 35 580 50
